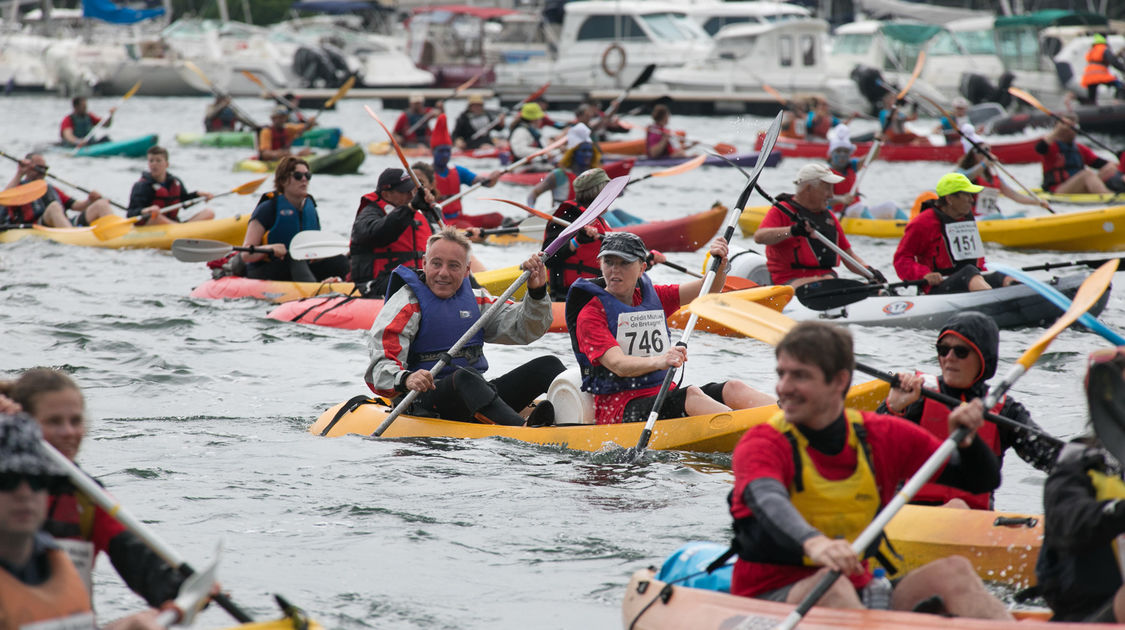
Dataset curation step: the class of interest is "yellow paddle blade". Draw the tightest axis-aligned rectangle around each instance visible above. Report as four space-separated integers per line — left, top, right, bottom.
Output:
688 290 798 345
898 51 926 100
338 136 356 148
220 618 325 630
240 69 265 88
182 60 213 90
455 71 483 94
1008 86 1050 115
653 154 706 177
367 141 390 155
0 180 48 206
324 75 356 109
234 177 268 195
90 215 138 241
122 80 142 100
1017 259 1118 369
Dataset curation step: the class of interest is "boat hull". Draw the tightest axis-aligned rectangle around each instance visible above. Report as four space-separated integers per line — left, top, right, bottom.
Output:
190 276 356 302
634 150 781 169
499 159 634 186
176 128 341 149
0 215 249 250
234 145 365 175
755 132 1041 164
66 134 158 158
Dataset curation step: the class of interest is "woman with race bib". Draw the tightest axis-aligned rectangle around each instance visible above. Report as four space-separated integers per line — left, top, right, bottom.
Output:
893 173 1015 294
565 232 773 425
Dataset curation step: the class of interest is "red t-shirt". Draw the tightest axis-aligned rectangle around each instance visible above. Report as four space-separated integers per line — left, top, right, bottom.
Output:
729 412 946 597
59 112 102 136
759 205 851 285
574 283 681 423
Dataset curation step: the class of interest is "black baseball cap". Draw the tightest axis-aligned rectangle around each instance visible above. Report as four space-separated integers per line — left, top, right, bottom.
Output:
377 168 414 193
598 232 648 262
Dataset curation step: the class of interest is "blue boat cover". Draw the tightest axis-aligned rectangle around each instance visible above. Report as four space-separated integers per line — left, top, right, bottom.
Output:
83 0 164 24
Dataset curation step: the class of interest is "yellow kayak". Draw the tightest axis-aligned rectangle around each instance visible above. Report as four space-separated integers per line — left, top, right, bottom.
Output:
0 215 250 250
1034 188 1125 206
309 380 890 452
739 205 1125 252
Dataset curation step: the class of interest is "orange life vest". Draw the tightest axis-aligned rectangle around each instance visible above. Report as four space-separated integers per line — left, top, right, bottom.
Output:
1082 44 1117 87
0 548 93 630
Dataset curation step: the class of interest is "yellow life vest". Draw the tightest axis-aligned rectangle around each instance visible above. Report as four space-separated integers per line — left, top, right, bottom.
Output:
767 408 882 567
1088 469 1125 571
0 548 93 630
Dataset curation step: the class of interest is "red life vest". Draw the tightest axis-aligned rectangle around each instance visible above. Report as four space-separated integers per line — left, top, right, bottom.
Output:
830 161 857 213
808 115 833 139
1041 141 1089 190
777 198 840 271
261 123 294 153
1082 43 1117 87
546 201 608 297
5 183 62 224
354 192 433 282
913 379 1004 509
434 166 463 219
142 173 185 221
563 170 577 203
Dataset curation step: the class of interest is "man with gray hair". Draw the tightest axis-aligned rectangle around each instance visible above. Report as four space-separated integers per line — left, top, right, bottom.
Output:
753 163 881 288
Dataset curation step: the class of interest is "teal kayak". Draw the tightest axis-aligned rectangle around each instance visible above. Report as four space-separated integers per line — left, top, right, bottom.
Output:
232 144 365 175
176 128 342 150
59 134 158 158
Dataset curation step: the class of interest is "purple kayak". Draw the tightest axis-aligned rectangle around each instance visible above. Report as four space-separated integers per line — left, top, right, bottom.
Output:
634 150 782 169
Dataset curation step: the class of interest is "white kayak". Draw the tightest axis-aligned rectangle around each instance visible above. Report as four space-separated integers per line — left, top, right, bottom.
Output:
729 251 1109 330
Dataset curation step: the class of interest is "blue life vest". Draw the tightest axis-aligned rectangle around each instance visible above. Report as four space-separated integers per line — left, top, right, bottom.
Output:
260 192 319 248
566 276 669 395
390 266 488 377
1058 141 1085 176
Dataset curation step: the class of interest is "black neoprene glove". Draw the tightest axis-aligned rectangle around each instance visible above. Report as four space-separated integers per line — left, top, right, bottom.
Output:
575 229 598 244
867 266 888 284
790 220 810 238
410 189 433 213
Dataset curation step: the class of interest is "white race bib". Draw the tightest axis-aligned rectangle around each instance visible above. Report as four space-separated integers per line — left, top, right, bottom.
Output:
54 539 95 595
973 187 1001 217
616 310 669 358
944 221 984 261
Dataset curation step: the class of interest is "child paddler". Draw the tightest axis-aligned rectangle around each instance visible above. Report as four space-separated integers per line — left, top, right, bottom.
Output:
127 146 215 226
565 232 774 425
365 227 564 427
429 114 502 229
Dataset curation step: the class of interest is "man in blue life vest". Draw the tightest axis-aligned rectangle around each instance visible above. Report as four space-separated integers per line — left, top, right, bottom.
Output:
59 96 113 147
366 227 564 426
127 146 215 226
2 153 114 228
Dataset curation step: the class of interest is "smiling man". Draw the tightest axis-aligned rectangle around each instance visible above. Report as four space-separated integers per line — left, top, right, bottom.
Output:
365 227 564 426
727 321 1011 618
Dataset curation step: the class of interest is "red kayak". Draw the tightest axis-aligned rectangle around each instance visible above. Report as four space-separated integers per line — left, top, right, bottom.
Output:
754 132 1042 164
269 296 569 331
499 159 635 186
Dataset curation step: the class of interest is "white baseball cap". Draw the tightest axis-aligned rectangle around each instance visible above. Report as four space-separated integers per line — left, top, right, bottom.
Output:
794 163 844 186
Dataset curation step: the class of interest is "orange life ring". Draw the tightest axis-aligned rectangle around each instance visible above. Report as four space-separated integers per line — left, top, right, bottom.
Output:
601 43 626 77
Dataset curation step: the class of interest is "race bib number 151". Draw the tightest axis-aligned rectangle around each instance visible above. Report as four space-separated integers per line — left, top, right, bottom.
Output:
945 221 984 261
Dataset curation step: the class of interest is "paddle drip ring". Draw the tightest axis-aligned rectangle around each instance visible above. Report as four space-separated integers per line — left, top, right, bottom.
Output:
601 43 627 77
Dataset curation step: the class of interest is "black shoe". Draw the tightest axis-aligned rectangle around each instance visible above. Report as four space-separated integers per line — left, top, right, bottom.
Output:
525 401 555 427
911 595 951 617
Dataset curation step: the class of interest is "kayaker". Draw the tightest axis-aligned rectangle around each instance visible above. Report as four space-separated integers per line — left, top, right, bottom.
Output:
893 173 1015 294
779 98 808 140
526 123 600 209
0 369 188 612
955 124 1050 216
878 92 928 146
241 156 348 282
393 93 436 148
728 321 1011 619
0 412 175 630
541 168 613 301
826 125 902 221
508 102 550 170
1036 347 1125 623
1080 34 1125 105
645 104 686 159
258 106 316 162
2 153 114 228
59 96 113 147
933 97 970 145
533 95 566 131
365 227 564 427
452 94 501 150
430 114 503 229
753 163 882 288
126 146 215 226
411 162 488 269
804 97 841 142
203 94 252 132
566 232 774 425
879 312 1058 509
1035 114 1116 195
350 167 441 298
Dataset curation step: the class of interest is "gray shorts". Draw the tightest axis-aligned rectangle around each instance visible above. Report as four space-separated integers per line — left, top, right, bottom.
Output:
755 583 795 603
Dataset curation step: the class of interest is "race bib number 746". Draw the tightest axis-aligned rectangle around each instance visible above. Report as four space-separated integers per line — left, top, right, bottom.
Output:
616 310 669 357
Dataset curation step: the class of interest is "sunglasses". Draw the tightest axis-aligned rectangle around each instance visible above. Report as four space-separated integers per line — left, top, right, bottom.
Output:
936 344 972 359
0 472 53 492
291 171 312 182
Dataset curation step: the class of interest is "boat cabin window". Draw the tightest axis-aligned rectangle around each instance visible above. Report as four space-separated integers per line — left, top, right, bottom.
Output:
576 14 648 42
779 35 793 67
832 32 872 55
712 34 756 60
926 30 964 56
703 16 751 37
801 34 816 66
951 30 996 55
642 12 696 42
997 27 1042 71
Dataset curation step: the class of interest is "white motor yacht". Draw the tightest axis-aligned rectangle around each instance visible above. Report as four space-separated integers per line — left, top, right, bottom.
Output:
827 20 950 113
161 19 295 96
679 0 811 37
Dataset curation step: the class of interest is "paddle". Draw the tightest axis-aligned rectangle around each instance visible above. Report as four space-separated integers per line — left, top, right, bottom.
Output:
0 180 48 206
171 238 284 263
370 175 631 438
154 543 221 627
627 155 707 185
692 261 1113 630
288 229 349 261
85 177 266 241
1008 87 1118 155
794 277 927 311
1022 256 1125 273
241 70 310 122
993 263 1125 345
0 149 129 211
602 63 656 122
437 136 567 211
849 51 927 197
72 81 139 152
912 92 1053 214
626 110 784 462
470 81 552 141
405 72 485 137
37 440 255 622
324 75 356 110
183 60 260 129
365 106 428 193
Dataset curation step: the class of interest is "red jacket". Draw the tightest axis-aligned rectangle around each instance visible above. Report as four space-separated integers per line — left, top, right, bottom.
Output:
893 207 986 291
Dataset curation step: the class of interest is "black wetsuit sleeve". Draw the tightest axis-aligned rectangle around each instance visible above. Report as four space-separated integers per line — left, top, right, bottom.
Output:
452 113 473 143
127 181 154 217
105 530 185 607
743 478 820 554
351 203 415 250
933 435 1001 493
1044 454 1125 554
1092 157 1110 170
875 398 924 421
1035 139 1049 155
997 399 1060 473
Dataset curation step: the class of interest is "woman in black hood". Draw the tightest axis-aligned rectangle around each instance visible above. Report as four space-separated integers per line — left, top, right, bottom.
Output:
879 311 1059 509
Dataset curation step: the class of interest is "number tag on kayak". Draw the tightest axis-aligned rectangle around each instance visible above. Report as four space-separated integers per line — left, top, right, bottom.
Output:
55 538 95 595
616 310 669 357
973 188 1000 217
945 221 984 261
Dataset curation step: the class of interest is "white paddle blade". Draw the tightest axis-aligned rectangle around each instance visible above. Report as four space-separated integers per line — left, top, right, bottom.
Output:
171 239 233 263
289 230 349 261
155 541 221 627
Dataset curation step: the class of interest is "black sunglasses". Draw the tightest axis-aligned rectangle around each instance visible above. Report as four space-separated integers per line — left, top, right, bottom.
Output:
291 171 312 181
0 472 53 492
936 344 972 359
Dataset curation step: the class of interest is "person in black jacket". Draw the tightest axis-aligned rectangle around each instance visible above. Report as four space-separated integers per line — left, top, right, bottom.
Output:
452 94 502 151
879 312 1058 509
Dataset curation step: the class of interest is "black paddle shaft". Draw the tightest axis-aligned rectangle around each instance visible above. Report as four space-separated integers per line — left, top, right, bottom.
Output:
175 563 254 623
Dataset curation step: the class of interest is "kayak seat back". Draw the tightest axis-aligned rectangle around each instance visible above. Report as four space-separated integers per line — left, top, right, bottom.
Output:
547 367 595 425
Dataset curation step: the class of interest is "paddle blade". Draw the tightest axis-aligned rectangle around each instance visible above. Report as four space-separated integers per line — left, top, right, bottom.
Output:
455 71 483 94
688 290 797 345
795 278 877 311
0 180 48 206
483 198 563 226
240 70 265 88
630 64 657 90
735 111 783 209
90 215 137 241
652 154 706 178
526 81 551 104
122 80 142 100
1019 259 1117 370
898 51 926 100
171 238 235 262
545 175 629 256
365 105 419 186
1008 86 1047 113
325 75 356 109
289 230 349 261
182 60 213 90
993 264 1125 345
233 177 268 195
713 142 738 155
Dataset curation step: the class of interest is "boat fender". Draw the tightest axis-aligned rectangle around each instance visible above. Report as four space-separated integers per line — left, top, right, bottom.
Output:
546 367 594 424
601 43 626 77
